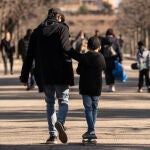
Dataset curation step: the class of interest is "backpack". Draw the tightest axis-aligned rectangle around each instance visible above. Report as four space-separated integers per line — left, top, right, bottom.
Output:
102 44 116 58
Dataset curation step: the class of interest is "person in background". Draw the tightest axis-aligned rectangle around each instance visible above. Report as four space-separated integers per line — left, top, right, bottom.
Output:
72 30 88 53
77 36 106 139
136 41 150 93
100 28 122 92
17 37 23 59
118 34 124 61
94 29 100 38
19 29 35 91
18 29 33 63
93 29 103 42
0 31 15 75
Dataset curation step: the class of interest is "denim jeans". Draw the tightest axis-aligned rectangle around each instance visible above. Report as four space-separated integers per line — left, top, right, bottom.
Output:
2 53 13 74
82 95 99 132
44 84 69 136
2 54 8 74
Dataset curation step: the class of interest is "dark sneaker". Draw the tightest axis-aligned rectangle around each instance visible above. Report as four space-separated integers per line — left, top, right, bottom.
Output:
26 85 35 91
46 136 57 144
30 85 35 89
26 87 30 91
55 121 68 143
82 131 97 139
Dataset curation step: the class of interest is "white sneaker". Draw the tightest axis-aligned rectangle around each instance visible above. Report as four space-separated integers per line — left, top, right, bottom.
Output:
112 86 116 92
107 85 115 92
138 88 143 93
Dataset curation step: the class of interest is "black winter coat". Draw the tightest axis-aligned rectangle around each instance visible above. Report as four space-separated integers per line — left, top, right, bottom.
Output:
20 19 79 88
77 51 106 96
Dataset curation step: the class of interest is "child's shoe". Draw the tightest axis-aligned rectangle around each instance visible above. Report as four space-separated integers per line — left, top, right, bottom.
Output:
82 131 97 139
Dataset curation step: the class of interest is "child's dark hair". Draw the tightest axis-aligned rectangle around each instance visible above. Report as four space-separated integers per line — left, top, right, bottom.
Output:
138 41 144 46
87 36 100 50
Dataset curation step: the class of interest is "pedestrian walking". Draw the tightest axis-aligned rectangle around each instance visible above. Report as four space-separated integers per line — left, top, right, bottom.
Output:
118 34 124 61
100 28 122 92
76 36 106 139
18 29 35 91
18 29 32 63
93 29 103 42
72 30 88 54
136 41 150 93
20 8 79 144
0 31 15 75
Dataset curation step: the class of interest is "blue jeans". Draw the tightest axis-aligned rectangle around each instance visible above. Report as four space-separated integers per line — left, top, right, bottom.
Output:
2 54 8 74
44 84 69 136
2 53 13 74
82 95 99 132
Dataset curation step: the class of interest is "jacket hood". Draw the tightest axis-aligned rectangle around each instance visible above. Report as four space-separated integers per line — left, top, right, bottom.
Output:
105 36 114 45
41 19 60 37
82 51 101 68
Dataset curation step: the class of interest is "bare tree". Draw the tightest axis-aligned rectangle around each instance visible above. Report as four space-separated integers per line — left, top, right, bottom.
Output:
0 0 61 58
116 0 150 55
0 0 60 36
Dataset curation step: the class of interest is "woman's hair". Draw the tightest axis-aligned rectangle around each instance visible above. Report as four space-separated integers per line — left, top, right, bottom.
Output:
106 28 115 37
75 30 87 40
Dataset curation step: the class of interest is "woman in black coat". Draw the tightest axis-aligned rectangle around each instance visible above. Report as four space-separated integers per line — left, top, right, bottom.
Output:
101 28 122 92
